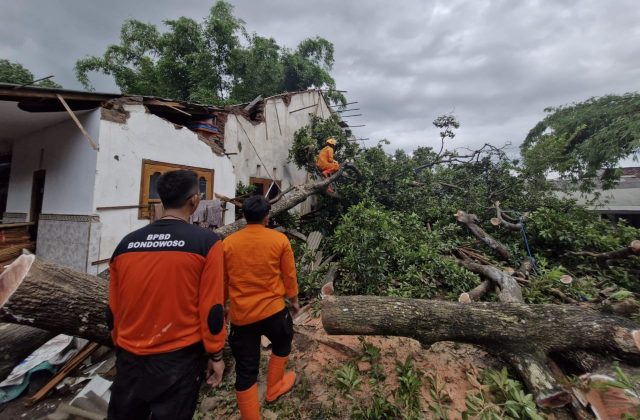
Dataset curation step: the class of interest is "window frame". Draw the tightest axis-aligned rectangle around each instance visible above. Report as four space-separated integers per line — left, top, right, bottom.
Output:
249 177 282 199
139 159 214 219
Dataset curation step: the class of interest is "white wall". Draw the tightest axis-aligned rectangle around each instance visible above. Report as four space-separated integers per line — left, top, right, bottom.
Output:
6 109 100 217
94 104 236 267
225 91 332 199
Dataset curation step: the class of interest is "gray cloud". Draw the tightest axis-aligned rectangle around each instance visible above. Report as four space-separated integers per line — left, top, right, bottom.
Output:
1 0 639 157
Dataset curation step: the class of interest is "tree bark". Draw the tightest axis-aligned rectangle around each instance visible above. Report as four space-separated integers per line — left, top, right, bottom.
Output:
322 296 640 361
0 323 55 382
0 254 111 346
455 210 513 261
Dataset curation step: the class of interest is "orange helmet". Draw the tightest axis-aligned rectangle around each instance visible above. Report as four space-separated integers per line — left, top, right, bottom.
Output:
326 137 337 146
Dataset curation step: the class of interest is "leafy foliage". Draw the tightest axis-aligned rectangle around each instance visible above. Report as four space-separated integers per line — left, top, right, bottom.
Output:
426 373 452 420
335 363 363 395
462 368 544 420
394 356 422 411
522 92 640 191
0 59 62 88
289 114 359 174
332 202 479 299
75 1 344 105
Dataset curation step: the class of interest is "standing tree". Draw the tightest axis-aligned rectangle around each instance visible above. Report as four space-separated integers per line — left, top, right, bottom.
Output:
75 1 344 105
0 59 62 88
521 92 640 191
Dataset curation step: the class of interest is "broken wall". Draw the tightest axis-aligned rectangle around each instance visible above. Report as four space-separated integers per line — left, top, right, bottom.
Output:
225 91 332 213
92 103 236 274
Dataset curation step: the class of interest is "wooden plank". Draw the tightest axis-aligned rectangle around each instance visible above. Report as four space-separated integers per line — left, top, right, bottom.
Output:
96 205 145 211
273 100 283 135
26 342 100 406
307 231 323 252
56 94 99 151
152 101 192 116
0 88 117 103
91 258 110 266
288 104 317 114
244 95 263 111
0 222 34 230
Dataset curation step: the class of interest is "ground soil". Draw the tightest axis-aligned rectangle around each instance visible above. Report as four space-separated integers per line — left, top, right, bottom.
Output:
193 310 498 419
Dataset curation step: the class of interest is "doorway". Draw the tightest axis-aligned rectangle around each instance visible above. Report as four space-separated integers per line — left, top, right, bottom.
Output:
29 170 45 239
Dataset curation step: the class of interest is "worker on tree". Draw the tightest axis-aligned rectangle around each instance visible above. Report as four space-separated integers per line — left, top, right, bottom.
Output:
224 195 300 419
316 137 341 177
107 170 226 420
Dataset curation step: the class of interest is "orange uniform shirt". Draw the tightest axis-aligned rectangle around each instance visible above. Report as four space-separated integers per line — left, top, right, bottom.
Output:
108 219 226 355
223 224 298 326
316 146 339 171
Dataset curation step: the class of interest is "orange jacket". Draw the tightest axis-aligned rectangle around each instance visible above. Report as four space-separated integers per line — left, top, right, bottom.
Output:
316 146 339 170
223 224 298 326
108 219 226 355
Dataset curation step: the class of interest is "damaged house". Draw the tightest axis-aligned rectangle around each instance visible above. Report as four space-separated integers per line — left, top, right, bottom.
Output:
0 84 333 275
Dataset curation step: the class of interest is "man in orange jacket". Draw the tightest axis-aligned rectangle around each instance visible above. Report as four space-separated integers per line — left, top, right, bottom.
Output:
316 137 340 177
224 195 300 419
107 170 226 420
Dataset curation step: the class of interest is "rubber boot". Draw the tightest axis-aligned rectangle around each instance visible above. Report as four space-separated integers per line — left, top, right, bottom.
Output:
236 383 260 420
265 354 296 403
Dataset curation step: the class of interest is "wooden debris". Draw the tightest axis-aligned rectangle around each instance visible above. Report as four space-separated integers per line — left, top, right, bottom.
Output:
27 342 100 406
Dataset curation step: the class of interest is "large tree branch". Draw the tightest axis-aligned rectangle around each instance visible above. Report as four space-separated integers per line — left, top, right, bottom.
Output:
455 210 513 261
490 201 524 231
456 259 523 303
215 163 357 238
566 240 640 260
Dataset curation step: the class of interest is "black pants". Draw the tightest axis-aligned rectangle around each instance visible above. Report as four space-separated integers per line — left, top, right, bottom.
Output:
229 308 294 391
108 342 206 420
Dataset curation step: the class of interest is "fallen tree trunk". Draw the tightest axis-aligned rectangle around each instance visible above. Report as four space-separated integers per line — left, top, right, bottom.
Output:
0 254 111 346
322 295 640 408
0 323 55 382
215 163 356 238
322 296 640 362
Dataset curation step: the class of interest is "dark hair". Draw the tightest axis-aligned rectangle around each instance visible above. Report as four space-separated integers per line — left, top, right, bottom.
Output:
243 195 271 223
157 170 199 209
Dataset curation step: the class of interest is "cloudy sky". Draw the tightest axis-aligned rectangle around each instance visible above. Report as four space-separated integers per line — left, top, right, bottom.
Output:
2 0 639 157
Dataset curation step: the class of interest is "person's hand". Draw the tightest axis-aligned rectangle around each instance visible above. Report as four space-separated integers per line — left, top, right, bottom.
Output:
289 297 301 318
206 359 224 387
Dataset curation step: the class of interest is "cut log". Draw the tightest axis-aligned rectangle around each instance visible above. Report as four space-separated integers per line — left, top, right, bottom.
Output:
455 210 513 261
456 259 523 303
0 323 55 382
492 201 524 232
458 280 492 303
0 254 111 346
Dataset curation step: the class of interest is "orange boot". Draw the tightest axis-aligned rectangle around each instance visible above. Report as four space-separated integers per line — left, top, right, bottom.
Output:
236 383 260 420
265 354 296 403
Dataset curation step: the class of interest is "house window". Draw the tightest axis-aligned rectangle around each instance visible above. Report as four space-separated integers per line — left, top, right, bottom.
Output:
250 177 281 200
140 160 214 219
